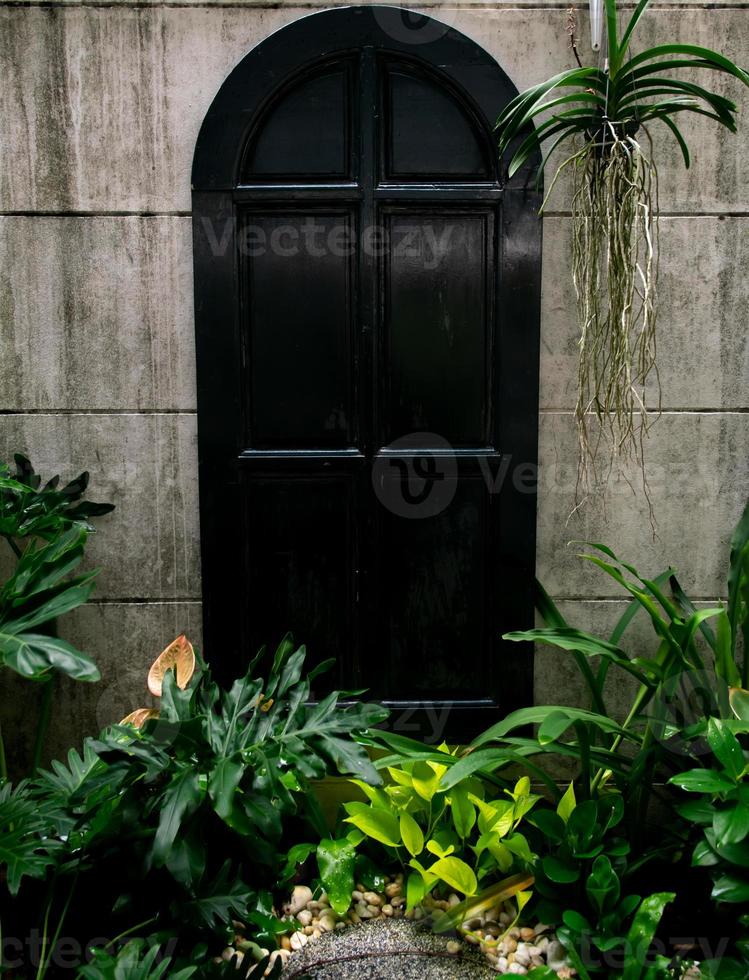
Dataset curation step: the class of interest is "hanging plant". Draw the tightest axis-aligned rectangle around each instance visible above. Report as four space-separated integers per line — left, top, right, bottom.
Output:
495 0 748 505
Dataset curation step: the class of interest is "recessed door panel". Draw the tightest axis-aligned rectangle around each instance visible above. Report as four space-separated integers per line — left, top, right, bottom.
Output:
242 474 358 688
382 210 494 447
384 66 492 180
244 211 356 448
242 66 353 180
370 469 491 701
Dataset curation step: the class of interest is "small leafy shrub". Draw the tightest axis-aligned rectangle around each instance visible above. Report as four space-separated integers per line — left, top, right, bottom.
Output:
77 939 284 980
0 635 387 976
310 748 538 927
0 454 114 778
668 715 749 978
0 453 114 551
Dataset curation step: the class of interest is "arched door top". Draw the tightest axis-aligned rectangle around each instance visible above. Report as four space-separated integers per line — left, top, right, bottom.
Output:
192 5 537 190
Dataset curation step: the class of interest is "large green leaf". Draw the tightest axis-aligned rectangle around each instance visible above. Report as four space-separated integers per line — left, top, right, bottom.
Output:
668 769 736 794
153 767 203 865
713 804 749 848
317 838 356 915
622 893 675 980
208 756 244 821
1 630 100 681
184 861 253 928
620 44 749 88
0 783 62 895
504 627 654 687
707 718 746 781
711 873 749 904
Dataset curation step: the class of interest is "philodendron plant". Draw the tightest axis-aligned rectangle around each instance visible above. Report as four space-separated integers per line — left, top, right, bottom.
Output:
495 0 749 499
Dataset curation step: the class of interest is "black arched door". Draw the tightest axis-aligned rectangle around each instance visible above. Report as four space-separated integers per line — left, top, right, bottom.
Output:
192 6 542 738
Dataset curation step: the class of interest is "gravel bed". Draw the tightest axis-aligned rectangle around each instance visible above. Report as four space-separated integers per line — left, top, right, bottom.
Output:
224 875 575 976
281 917 499 979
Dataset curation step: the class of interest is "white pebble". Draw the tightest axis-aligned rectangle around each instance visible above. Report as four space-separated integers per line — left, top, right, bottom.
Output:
508 965 527 976
446 940 461 954
296 910 312 927
514 945 531 967
288 886 313 915
289 931 307 951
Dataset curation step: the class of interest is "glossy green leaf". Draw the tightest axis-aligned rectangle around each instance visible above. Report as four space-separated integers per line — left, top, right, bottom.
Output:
528 809 566 843
1 631 100 682
707 718 746 781
714 804 749 848
542 855 580 884
730 687 749 722
711 873 749 903
317 839 356 915
669 769 736 794
586 855 620 917
406 870 428 909
411 760 442 801
504 627 653 688
622 893 675 980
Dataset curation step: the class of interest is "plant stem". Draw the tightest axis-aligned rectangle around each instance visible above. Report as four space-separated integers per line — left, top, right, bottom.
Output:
36 874 77 980
31 677 55 776
104 915 159 952
0 717 8 782
5 536 22 560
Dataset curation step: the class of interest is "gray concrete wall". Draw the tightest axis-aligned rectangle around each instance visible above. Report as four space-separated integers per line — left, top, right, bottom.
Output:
0 0 747 764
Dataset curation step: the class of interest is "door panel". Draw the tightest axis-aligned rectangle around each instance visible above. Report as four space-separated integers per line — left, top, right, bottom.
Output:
242 64 354 181
241 472 359 688
370 468 492 702
381 210 494 447
384 65 491 180
243 211 357 448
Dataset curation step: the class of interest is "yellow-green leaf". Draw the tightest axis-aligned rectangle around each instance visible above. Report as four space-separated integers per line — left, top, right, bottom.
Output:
343 802 400 847
349 779 391 810
412 761 442 801
449 784 476 839
400 811 424 857
429 856 477 896
387 767 413 788
557 783 577 824
730 687 749 722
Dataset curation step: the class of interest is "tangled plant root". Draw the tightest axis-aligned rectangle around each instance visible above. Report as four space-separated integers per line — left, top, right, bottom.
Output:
546 128 661 522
